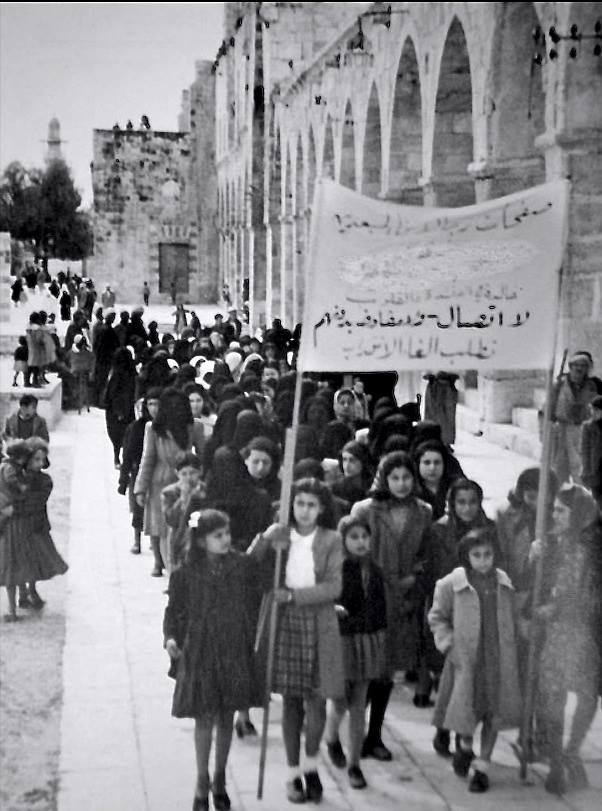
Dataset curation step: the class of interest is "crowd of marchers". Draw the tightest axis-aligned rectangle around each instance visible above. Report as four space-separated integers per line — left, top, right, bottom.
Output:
1 287 601 810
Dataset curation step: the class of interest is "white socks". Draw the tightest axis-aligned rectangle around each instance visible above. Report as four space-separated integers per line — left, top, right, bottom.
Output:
304 755 319 773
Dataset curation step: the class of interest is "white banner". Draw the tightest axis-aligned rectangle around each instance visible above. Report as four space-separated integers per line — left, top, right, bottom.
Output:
298 180 569 372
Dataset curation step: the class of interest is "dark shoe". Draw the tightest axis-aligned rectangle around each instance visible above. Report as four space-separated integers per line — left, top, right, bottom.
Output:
150 566 163 577
212 790 231 811
4 613 20 622
468 770 489 793
304 771 323 803
361 737 392 761
413 694 435 708
433 728 451 757
286 777 306 804
564 754 588 790
243 719 258 736
326 740 347 769
192 797 209 811
452 746 475 778
29 593 45 610
545 766 567 795
348 765 367 789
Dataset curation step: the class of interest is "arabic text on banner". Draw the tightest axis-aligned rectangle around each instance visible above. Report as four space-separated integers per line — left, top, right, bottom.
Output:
298 179 569 372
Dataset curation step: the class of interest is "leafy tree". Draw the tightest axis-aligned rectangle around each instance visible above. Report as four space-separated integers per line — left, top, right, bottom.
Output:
0 159 92 260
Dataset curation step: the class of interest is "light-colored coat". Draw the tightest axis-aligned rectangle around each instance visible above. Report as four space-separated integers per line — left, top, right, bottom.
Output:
134 422 204 537
428 566 521 735
247 524 345 700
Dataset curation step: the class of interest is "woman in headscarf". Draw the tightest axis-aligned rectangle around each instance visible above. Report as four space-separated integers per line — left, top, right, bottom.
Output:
134 387 204 577
104 347 137 469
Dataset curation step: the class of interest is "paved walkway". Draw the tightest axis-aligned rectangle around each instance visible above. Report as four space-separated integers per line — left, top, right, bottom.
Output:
57 411 602 811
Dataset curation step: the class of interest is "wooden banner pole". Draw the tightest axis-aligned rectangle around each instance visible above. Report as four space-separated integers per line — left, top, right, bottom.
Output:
256 360 304 799
517 265 566 780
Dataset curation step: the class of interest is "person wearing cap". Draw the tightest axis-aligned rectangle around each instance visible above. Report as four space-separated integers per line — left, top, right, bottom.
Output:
550 351 598 484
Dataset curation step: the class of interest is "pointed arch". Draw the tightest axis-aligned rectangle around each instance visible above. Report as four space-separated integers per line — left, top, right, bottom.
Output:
432 17 475 206
390 36 423 204
340 100 356 189
362 83 382 197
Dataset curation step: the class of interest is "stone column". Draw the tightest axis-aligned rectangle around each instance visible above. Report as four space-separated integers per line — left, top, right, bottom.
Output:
422 175 475 208
469 157 546 204
265 224 273 326
536 128 602 359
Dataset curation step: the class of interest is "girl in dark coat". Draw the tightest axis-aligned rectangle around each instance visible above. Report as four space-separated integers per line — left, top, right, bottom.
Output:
324 514 387 790
104 348 137 468
164 509 261 810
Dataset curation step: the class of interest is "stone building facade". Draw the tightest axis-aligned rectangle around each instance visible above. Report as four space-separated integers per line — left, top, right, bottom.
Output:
216 0 602 427
91 61 218 304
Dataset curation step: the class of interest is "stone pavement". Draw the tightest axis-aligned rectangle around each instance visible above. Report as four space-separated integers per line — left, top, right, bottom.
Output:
56 410 602 811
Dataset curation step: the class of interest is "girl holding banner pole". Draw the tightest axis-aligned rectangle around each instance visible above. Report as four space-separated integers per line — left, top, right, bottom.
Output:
248 477 345 804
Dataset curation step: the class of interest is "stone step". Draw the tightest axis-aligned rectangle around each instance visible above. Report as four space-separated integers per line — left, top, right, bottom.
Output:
463 387 480 411
512 406 540 434
456 404 542 460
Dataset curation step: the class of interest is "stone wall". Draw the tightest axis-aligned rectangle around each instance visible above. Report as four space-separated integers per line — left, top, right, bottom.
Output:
216 1 602 430
91 61 219 304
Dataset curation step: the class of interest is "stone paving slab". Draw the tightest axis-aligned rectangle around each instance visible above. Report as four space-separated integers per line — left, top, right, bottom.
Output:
57 411 602 811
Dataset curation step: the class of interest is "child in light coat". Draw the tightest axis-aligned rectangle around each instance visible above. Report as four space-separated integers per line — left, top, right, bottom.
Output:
428 527 521 793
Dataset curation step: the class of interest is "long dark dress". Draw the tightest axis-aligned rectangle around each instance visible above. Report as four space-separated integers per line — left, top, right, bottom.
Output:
0 472 68 586
163 553 261 717
104 372 137 460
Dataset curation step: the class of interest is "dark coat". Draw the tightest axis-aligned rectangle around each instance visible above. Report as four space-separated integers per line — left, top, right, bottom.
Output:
3 413 49 443
163 554 262 717
206 445 273 550
118 417 149 492
338 558 387 636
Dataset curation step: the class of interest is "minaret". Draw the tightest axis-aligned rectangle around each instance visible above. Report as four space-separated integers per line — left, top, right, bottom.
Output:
45 117 64 164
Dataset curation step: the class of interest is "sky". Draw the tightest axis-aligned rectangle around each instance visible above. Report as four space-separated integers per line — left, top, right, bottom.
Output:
0 2 225 207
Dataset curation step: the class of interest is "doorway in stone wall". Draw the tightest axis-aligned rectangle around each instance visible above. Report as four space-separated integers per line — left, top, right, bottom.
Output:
159 243 189 294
